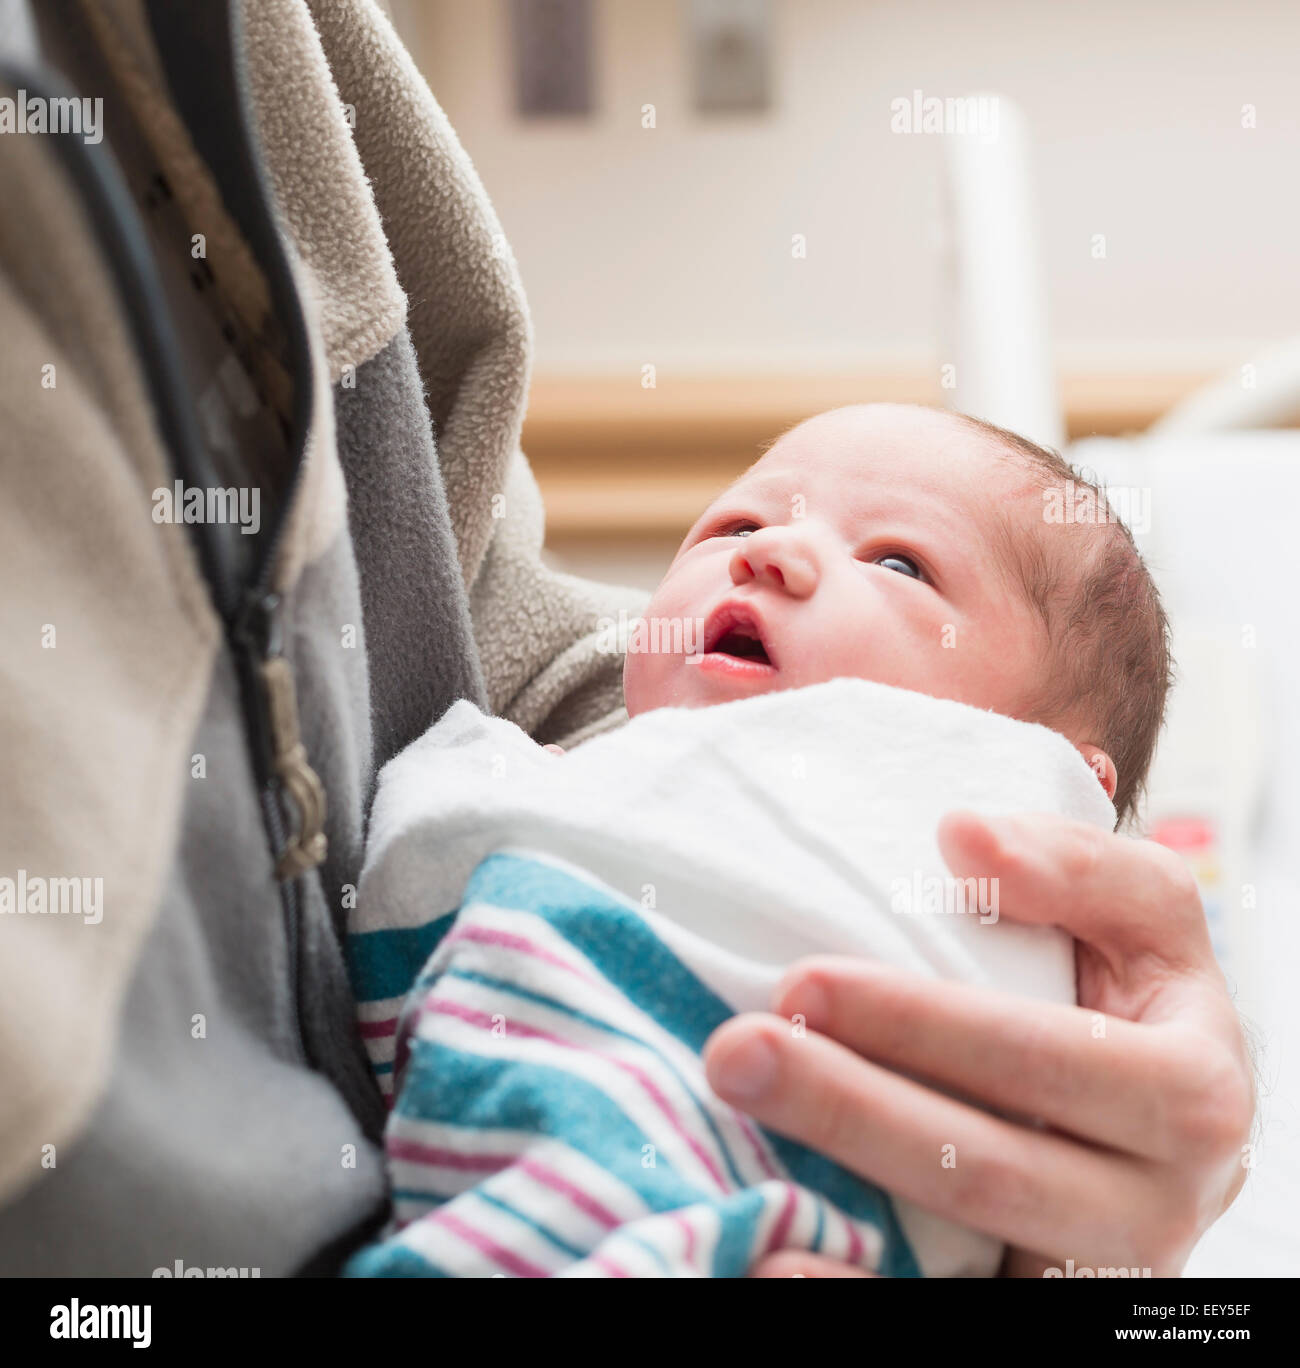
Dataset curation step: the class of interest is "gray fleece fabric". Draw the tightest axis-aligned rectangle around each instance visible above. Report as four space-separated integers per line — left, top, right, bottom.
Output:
333 332 488 769
0 0 642 1274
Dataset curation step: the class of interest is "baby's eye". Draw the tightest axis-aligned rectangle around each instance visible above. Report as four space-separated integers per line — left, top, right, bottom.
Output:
716 521 759 538
876 553 923 580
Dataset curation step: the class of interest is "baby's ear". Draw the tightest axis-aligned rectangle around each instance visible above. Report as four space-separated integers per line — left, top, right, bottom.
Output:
1074 742 1117 801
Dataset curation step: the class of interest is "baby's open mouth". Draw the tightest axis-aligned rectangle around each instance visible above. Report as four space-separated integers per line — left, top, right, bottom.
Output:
712 628 771 665
697 603 778 674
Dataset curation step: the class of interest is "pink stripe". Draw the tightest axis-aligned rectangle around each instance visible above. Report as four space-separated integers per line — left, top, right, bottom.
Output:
358 1017 397 1039
432 1209 550 1278
845 1217 864 1267
385 923 592 1105
672 1211 697 1265
393 1031 411 1091
388 1137 517 1174
590 1254 631 1278
391 994 429 1095
426 998 730 1191
518 1158 620 1229
425 923 780 1186
765 1183 798 1253
732 1114 781 1182
438 925 777 1180
442 924 599 985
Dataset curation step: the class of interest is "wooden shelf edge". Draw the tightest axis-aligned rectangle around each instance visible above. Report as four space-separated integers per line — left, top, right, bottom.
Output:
524 368 1226 538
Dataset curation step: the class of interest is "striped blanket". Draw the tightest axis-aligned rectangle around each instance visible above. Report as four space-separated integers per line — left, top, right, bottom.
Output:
345 849 918 1277
343 683 1113 1277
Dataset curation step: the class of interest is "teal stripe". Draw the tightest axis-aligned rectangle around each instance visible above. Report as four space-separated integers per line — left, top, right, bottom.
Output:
767 1134 920 1278
463 852 921 1276
389 1040 887 1278
391 1187 446 1209
624 1232 673 1275
443 965 750 1191
345 912 456 1004
710 1187 766 1277
463 854 735 1051
474 1190 588 1261
380 1041 796 1277
358 852 921 1277
343 1243 451 1278
395 1039 705 1214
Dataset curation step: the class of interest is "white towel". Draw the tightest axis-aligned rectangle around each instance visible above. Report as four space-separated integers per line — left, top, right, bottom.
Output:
357 677 1115 1274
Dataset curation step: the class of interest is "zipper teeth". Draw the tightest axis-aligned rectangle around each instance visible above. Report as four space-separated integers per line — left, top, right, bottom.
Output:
261 788 308 1065
220 0 319 1071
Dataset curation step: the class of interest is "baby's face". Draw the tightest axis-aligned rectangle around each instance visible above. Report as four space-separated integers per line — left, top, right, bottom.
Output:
624 404 1054 722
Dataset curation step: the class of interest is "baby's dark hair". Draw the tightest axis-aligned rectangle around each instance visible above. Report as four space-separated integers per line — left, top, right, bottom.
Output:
955 414 1172 829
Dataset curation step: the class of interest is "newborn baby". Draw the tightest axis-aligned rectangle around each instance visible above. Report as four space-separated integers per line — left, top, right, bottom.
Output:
345 403 1170 1278
623 402 1163 820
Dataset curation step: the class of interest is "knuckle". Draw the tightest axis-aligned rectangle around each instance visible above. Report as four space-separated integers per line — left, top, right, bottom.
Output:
989 829 1035 884
1146 1186 1203 1265
1222 1076 1258 1146
1056 823 1106 889
1111 1175 1199 1269
951 1143 1037 1228
1169 1046 1254 1158
813 1077 868 1161
999 1013 1069 1105
1127 1192 1193 1264
1146 841 1202 911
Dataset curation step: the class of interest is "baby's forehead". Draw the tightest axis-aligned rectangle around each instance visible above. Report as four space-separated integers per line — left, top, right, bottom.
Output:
745 402 1080 584
743 403 1027 507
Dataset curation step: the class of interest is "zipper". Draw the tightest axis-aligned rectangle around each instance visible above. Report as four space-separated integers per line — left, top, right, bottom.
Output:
2 46 326 1067
231 591 328 881
212 0 331 1058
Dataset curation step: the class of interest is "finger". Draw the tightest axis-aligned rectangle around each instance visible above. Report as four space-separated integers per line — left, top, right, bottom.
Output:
772 955 1235 1160
704 1013 1164 1267
749 1251 876 1278
937 810 1214 971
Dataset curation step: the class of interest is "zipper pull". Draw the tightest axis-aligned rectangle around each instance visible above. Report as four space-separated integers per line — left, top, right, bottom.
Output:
234 590 328 882
260 652 328 880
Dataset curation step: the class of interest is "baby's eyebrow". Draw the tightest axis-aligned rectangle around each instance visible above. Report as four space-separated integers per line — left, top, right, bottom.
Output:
729 469 795 501
694 472 791 526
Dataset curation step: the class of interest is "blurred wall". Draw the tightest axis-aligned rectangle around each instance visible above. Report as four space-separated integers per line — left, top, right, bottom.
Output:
394 0 1300 587
406 0 1300 374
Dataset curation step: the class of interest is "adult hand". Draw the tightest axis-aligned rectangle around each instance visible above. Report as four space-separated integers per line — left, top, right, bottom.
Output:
703 810 1255 1278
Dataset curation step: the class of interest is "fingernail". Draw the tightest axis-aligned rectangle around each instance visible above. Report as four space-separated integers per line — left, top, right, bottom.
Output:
783 979 829 1033
715 1034 777 1101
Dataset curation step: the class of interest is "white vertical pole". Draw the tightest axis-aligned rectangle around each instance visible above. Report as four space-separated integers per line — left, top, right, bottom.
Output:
940 94 1065 451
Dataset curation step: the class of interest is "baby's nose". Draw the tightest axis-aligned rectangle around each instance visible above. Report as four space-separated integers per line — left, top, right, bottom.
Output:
728 527 818 597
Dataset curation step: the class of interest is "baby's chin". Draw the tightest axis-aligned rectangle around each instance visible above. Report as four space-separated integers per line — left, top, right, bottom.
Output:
624 657 796 717
625 657 1024 719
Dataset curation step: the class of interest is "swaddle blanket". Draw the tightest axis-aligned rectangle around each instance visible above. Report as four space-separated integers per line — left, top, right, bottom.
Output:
345 679 1115 1277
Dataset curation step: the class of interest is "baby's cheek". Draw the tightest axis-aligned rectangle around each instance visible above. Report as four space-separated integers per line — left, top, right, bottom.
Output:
622 650 652 717
623 631 688 716
845 614 954 693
